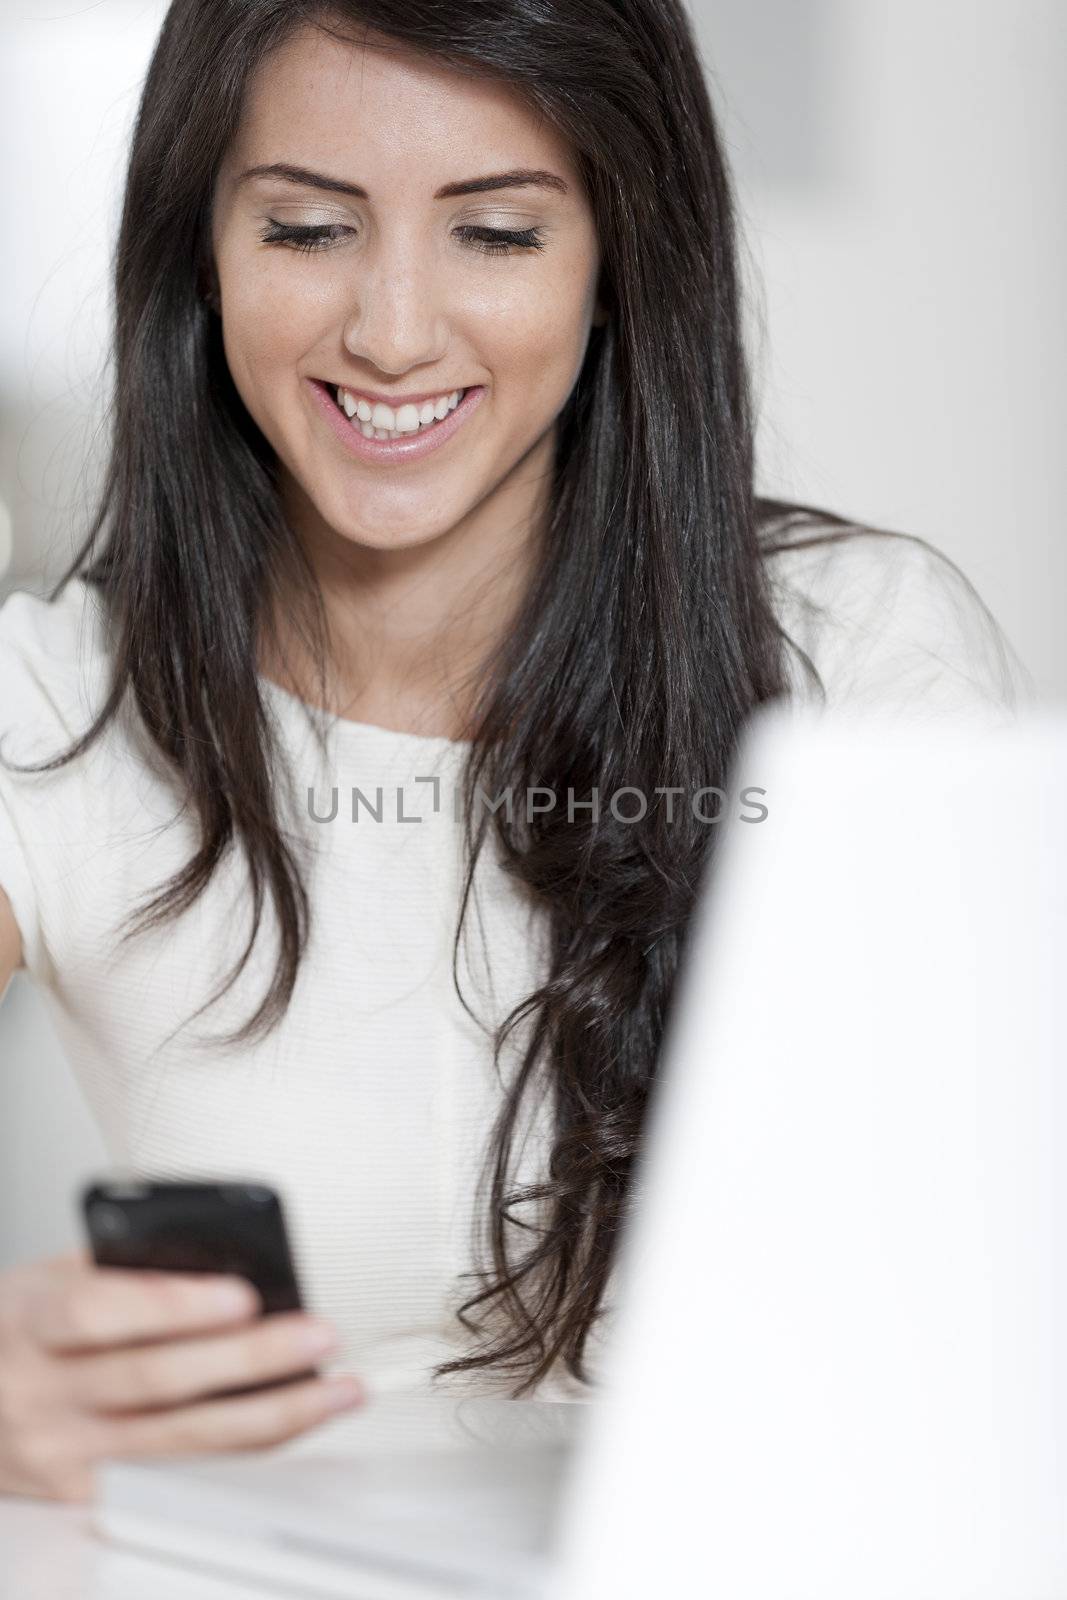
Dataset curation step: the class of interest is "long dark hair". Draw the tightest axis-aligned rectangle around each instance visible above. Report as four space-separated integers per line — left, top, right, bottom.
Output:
1 0 1016 1394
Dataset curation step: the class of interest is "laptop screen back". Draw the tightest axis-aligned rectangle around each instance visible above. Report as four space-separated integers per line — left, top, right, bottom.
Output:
554 705 1067 1600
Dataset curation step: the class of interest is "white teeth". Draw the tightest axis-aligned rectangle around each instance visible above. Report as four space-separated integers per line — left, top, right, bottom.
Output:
335 384 468 440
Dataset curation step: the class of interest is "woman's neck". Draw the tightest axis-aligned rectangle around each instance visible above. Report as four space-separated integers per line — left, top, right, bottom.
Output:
263 449 550 739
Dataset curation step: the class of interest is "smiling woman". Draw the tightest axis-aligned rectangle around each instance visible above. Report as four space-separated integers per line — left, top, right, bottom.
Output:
204 34 604 614
0 0 1026 1500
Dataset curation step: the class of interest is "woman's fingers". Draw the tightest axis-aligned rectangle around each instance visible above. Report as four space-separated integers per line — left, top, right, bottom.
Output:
65 1312 339 1413
0 1254 362 1502
31 1266 261 1353
101 1372 363 1459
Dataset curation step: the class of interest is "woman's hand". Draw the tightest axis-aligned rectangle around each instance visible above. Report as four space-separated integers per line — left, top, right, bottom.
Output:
0 1248 362 1502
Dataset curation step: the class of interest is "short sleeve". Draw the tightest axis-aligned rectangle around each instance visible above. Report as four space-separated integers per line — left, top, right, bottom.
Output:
0 622 65 988
0 580 111 990
767 529 1034 725
0 772 46 984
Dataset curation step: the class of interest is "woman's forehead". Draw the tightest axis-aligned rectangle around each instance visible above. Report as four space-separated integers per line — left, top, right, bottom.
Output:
225 25 578 186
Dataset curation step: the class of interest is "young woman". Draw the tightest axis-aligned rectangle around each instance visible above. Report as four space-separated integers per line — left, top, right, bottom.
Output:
0 0 1024 1500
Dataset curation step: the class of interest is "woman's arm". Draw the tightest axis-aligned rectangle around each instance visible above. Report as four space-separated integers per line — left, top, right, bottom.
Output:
0 885 21 998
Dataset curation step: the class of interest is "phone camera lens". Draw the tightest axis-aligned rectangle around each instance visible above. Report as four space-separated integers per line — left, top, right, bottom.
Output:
91 1202 129 1238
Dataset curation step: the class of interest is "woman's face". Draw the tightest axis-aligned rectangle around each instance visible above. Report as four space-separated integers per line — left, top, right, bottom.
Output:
210 25 605 554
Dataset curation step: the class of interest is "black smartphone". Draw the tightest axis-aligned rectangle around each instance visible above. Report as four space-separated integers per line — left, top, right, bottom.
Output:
81 1178 317 1395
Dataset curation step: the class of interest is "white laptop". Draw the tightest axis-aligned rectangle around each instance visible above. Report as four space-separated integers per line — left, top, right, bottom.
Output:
94 703 1067 1600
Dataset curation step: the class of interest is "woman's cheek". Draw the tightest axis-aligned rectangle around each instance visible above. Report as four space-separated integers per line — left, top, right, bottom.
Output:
499 278 587 373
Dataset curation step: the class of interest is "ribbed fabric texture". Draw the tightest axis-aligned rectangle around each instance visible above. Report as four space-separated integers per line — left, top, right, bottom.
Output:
0 533 1026 1413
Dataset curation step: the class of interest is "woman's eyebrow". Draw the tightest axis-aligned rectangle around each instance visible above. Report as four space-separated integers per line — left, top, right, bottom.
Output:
237 162 569 200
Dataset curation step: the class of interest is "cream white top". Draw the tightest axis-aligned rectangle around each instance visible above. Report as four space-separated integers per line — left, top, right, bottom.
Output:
0 530 1029 1411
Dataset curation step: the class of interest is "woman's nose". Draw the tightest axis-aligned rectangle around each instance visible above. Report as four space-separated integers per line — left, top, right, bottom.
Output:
341 252 449 376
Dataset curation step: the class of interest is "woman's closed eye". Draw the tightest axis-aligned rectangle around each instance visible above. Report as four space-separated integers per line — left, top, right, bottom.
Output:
257 220 547 257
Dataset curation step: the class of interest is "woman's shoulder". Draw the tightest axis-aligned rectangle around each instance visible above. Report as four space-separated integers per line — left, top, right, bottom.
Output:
759 508 1033 722
0 574 113 754
0 575 114 985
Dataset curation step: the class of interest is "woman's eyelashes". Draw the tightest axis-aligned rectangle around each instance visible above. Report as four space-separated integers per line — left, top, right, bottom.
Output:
257 220 547 257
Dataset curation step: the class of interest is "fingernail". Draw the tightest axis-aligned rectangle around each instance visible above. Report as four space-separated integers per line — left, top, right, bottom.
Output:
323 1375 362 1411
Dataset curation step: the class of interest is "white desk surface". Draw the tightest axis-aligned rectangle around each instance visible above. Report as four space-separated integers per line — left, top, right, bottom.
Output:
0 1495 269 1600
0 1399 579 1600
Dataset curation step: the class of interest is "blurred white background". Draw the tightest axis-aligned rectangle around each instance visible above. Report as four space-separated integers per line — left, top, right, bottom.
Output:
1 0 1065 1268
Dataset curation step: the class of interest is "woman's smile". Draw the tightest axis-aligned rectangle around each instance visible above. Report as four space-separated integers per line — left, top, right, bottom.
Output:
333 383 467 435
306 376 485 464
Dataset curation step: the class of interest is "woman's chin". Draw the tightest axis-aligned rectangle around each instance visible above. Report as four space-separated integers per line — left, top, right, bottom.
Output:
316 510 458 553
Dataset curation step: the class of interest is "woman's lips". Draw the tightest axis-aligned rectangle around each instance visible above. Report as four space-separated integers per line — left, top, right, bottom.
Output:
307 378 484 464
